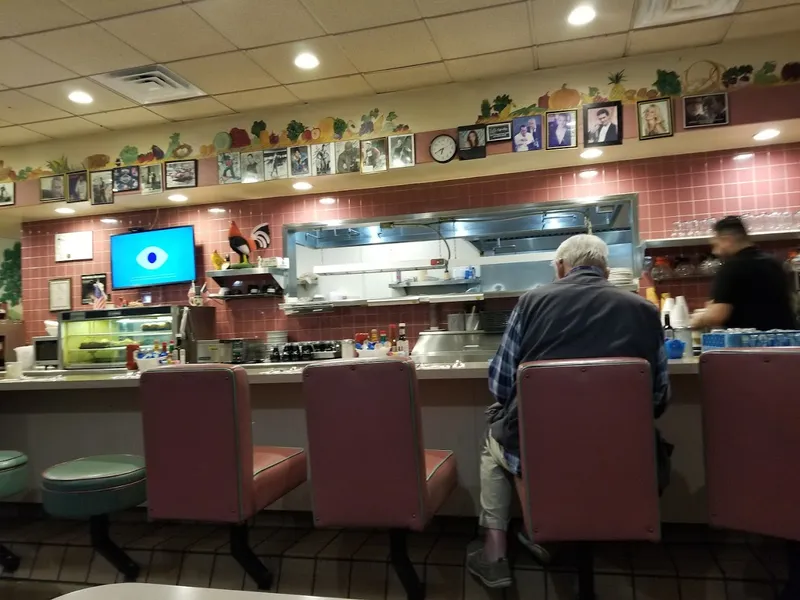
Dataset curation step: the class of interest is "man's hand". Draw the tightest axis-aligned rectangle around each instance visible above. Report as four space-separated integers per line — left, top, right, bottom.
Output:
691 302 732 330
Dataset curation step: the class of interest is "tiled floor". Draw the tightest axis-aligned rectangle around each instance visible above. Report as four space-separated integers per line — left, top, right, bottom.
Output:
0 508 789 599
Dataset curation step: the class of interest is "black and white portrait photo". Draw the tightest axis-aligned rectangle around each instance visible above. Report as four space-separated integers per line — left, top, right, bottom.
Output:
458 126 487 160
638 98 674 140
290 146 310 178
512 116 543 152
90 171 113 205
112 166 140 192
241 152 265 183
389 134 414 169
486 122 512 143
361 139 388 173
264 149 289 180
335 141 360 174
40 175 65 202
141 164 163 194
67 172 88 202
546 110 578 150
584 101 622 147
0 182 14 207
164 160 197 189
311 143 334 176
218 152 242 184
683 93 729 129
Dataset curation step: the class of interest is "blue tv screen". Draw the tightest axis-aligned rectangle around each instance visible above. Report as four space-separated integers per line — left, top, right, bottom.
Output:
110 226 196 290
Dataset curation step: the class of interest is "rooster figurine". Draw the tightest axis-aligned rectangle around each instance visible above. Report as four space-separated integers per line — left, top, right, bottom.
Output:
228 221 271 265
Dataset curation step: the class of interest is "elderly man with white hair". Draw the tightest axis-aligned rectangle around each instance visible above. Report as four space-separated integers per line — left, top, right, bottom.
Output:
467 234 671 589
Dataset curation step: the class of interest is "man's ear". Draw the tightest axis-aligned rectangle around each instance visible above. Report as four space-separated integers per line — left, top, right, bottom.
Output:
604 267 610 280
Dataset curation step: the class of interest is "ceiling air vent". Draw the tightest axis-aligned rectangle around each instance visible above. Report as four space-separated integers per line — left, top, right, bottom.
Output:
91 65 207 105
633 0 739 28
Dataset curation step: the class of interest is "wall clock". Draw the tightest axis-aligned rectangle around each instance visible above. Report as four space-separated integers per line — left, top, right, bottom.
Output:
429 134 457 164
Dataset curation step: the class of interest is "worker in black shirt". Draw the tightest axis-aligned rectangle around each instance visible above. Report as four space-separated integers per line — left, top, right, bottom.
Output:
691 216 796 331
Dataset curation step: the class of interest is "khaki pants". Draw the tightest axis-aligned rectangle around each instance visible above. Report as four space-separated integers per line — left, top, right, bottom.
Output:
479 433 514 531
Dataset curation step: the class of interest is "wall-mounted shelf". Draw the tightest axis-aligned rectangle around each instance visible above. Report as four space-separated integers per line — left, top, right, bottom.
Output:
206 266 288 293
643 229 800 250
389 278 480 289
208 293 283 301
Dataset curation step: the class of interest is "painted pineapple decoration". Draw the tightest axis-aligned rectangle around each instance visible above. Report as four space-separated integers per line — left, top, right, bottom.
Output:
608 70 627 101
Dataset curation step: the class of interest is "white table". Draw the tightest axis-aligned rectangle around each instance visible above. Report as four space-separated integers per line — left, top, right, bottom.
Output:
59 583 344 600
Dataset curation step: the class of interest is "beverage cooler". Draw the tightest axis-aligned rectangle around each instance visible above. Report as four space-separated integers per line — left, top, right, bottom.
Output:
58 305 215 370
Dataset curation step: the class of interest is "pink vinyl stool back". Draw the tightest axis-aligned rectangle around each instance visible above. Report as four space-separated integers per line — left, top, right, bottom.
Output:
701 350 800 540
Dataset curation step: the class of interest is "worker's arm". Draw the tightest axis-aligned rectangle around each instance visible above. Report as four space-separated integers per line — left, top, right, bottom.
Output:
691 301 732 329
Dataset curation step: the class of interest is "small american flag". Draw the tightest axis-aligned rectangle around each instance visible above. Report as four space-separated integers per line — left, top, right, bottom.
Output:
92 281 107 310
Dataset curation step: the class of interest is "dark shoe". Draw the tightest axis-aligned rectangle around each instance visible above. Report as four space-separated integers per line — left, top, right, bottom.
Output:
516 531 552 566
466 549 512 589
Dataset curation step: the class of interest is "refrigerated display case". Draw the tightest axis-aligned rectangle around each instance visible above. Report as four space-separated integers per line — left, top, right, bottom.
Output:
58 305 215 370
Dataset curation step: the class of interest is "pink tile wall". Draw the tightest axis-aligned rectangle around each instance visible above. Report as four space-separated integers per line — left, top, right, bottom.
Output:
21 143 800 342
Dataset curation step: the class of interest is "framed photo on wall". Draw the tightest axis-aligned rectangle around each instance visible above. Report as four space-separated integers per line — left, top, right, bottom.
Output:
361 138 388 173
583 101 622 147
263 149 289 180
289 146 310 178
165 160 197 189
683 92 729 129
40 175 65 202
311 143 334 176
458 125 487 160
81 273 107 305
545 110 578 150
241 151 265 183
637 98 674 140
0 182 14 207
67 172 88 203
334 141 360 174
486 122 512 142
49 278 72 312
217 152 242 184
512 116 543 152
141 164 163 194
112 166 140 193
90 170 113 205
388 134 414 169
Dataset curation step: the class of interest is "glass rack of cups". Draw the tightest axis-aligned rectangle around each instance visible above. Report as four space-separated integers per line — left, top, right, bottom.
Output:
648 254 722 281
671 212 800 238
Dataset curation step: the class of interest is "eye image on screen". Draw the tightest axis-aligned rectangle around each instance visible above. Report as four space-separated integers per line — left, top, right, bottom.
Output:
111 226 196 290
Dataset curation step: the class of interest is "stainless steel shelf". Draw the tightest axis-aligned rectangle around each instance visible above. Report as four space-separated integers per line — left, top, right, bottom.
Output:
389 278 480 289
643 229 800 249
206 267 288 278
208 293 282 300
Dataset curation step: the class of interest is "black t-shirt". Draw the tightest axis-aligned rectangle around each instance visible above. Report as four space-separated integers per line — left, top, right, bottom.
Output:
711 246 796 330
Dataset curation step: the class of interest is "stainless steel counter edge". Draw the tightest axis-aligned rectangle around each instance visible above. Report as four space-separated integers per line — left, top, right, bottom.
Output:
0 358 699 392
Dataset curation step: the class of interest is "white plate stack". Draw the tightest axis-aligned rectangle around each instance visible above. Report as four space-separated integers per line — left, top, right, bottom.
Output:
608 268 634 287
266 331 288 349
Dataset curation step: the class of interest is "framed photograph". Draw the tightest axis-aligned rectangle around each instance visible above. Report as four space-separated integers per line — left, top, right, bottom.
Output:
66 172 88 203
683 92 729 129
583 101 622 148
81 273 106 306
0 182 14 207
334 141 360 174
458 126 487 160
486 122 512 142
140 164 163 194
90 170 113 205
112 166 140 193
263 149 289 180
546 110 578 150
512 116 543 152
164 160 197 189
218 152 242 184
388 134 414 169
289 146 310 178
361 138 388 173
55 231 93 262
49 278 72 312
310 143 334 176
241 151 265 183
40 175 65 202
637 98 674 140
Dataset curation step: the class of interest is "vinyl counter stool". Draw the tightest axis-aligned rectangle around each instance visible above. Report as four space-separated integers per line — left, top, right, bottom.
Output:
0 450 29 573
41 454 146 581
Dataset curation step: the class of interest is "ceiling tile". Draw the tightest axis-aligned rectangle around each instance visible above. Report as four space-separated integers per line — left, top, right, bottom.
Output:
100 5 236 62
726 5 800 39
247 37 358 84
0 0 87 37
0 91 71 124
84 107 169 130
537 34 627 69
416 0 520 18
300 0 420 33
17 24 152 76
25 117 106 138
738 0 800 9
191 0 325 48
214 87 301 112
166 52 278 95
286 74 374 102
426 3 532 60
627 17 733 55
364 62 451 93
337 21 441 72
20 78 135 115
531 0 635 44
445 47 534 81
0 127 50 147
147 97 234 121
61 0 182 19
0 41 77 88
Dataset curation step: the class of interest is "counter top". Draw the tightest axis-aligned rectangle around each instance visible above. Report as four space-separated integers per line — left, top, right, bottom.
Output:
0 358 699 391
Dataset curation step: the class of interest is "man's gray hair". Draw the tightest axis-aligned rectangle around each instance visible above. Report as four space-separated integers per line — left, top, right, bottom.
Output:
554 234 609 269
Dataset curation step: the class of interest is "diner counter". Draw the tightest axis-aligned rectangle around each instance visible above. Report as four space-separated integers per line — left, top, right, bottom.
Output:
0 357 700 391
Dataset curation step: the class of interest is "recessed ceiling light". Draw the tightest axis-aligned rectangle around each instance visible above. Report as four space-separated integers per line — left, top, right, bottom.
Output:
294 52 320 70
55 207 75 215
580 148 603 159
733 152 754 161
567 4 596 25
100 218 119 224
168 194 188 202
319 197 336 205
293 181 313 191
753 128 780 141
579 170 598 179
208 208 226 214
67 90 93 104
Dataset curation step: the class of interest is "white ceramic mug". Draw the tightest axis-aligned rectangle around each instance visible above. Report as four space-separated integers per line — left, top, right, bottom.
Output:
5 362 22 379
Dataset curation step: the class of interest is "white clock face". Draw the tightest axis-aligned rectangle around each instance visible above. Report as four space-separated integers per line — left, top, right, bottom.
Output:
430 135 457 163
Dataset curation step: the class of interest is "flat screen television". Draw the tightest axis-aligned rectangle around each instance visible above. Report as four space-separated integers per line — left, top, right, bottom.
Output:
110 226 196 290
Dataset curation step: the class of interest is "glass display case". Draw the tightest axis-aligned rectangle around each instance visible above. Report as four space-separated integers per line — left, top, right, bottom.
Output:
58 306 182 370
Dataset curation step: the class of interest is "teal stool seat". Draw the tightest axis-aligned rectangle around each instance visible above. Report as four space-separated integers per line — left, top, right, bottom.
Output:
0 451 28 499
